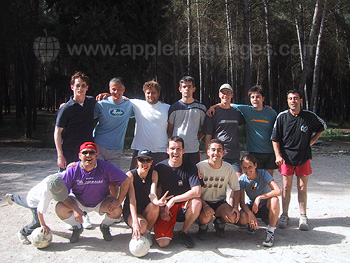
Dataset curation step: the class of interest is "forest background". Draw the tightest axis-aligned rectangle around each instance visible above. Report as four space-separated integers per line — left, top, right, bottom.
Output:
0 0 349 143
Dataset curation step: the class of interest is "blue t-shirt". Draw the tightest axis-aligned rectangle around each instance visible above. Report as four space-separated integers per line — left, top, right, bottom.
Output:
234 104 277 153
93 97 134 149
239 169 273 207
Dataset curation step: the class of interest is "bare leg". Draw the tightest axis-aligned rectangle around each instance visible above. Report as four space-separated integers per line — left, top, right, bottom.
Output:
297 175 308 215
267 197 280 227
182 198 201 233
282 175 293 214
143 202 159 231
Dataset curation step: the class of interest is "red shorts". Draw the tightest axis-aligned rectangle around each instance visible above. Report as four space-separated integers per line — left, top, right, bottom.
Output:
278 160 312 177
154 202 186 240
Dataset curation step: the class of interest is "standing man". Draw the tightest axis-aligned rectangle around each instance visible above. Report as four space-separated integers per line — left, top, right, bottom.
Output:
129 80 170 169
150 136 203 248
55 142 133 243
168 76 207 164
54 71 96 171
196 139 240 240
271 90 326 231
94 77 134 168
202 84 245 178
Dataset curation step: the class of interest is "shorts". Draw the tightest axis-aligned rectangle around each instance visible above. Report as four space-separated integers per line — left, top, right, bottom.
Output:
224 158 242 173
249 152 278 170
69 195 104 215
96 144 123 168
154 202 186 240
248 202 269 220
206 200 227 211
278 160 312 177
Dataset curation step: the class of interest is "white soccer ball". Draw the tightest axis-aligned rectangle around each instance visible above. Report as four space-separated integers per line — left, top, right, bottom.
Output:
129 236 150 257
30 227 52 249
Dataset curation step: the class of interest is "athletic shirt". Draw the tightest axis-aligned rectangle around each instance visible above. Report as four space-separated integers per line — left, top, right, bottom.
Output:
168 99 207 153
56 96 96 151
123 168 152 215
130 99 170 152
197 160 240 202
62 159 127 207
93 97 134 149
202 106 245 162
234 104 277 153
154 159 203 200
239 169 273 207
271 109 326 166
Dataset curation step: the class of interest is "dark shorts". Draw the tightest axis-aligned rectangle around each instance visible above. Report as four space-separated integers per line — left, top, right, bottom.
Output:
248 202 269 220
249 152 278 170
183 152 200 164
206 200 227 211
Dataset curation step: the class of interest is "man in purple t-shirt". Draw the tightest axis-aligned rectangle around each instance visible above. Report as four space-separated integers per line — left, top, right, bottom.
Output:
55 142 131 243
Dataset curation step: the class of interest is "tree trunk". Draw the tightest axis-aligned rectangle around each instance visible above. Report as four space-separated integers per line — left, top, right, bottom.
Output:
225 0 235 91
196 0 203 102
242 0 251 103
187 0 192 76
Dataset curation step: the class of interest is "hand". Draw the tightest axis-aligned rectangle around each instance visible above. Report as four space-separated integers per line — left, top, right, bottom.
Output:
155 191 174 207
264 105 272 110
96 93 110 101
108 199 121 211
248 213 259 230
166 197 175 210
41 225 51 235
122 95 130 101
203 205 215 217
131 221 141 240
73 210 83 224
206 106 216 117
66 161 77 168
160 206 171 221
252 197 261 214
59 102 66 109
57 155 67 169
230 207 240 223
275 156 285 166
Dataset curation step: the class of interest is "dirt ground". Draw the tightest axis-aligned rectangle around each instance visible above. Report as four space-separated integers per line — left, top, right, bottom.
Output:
0 140 349 263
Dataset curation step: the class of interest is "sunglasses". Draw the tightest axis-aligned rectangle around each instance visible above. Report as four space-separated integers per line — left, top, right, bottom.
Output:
81 150 96 155
137 158 152 163
74 84 87 88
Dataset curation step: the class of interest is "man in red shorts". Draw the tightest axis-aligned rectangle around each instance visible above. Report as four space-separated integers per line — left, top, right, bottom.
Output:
149 136 203 248
271 90 326 231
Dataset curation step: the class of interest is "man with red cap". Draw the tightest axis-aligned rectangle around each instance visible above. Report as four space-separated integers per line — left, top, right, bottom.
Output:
55 142 133 243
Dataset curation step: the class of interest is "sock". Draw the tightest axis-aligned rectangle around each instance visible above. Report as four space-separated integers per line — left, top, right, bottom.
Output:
101 214 117 226
268 225 276 233
199 224 208 230
63 214 81 228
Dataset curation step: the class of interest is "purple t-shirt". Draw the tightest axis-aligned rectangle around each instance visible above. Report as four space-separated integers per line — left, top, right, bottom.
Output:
62 159 127 207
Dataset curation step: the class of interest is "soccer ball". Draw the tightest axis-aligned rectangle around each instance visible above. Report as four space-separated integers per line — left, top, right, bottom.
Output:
30 227 52 249
129 236 150 257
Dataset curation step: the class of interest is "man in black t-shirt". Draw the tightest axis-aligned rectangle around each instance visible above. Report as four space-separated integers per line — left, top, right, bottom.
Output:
271 89 326 231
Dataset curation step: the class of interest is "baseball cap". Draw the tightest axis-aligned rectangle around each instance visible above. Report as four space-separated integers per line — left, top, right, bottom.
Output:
219 83 233 93
135 149 153 159
79 142 97 152
47 173 69 201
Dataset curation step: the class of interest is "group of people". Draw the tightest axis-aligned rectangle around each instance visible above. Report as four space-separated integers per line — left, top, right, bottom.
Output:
6 71 326 250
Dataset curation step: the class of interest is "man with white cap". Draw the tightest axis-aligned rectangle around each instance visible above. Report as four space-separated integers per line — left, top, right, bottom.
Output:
5 173 70 245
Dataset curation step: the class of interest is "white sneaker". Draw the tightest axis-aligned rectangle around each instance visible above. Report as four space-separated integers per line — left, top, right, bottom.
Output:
299 215 309 231
82 214 93 229
18 232 31 245
5 194 14 205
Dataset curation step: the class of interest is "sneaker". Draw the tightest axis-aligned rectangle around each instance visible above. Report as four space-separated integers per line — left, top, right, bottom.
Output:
247 225 256 235
18 232 31 245
100 224 113 241
278 213 289 229
262 231 274 247
197 224 208 240
213 218 225 238
70 225 83 243
179 231 194 248
299 215 309 231
5 194 14 205
142 230 153 247
82 214 93 229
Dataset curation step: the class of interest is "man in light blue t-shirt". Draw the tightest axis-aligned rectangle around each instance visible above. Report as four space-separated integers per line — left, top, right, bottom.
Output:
94 78 134 168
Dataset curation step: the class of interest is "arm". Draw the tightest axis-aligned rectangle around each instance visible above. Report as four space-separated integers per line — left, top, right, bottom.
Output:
228 190 241 223
37 211 50 234
54 126 66 169
252 180 281 213
205 134 212 152
201 198 215 217
166 185 201 210
310 131 324 146
272 140 285 166
149 170 173 206
206 103 220 117
116 177 130 206
240 190 259 229
95 93 110 101
126 171 141 239
167 122 174 137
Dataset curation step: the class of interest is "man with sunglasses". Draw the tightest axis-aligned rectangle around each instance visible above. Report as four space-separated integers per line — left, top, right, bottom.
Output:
54 72 96 172
55 142 132 243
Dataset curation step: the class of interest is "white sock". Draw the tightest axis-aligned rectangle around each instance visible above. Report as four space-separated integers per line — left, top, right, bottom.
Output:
63 214 81 228
101 214 117 226
268 225 276 233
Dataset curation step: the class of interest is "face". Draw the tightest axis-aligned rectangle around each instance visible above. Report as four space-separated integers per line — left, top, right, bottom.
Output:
137 157 153 173
219 89 233 104
144 87 160 104
207 143 225 162
241 160 258 180
79 147 98 170
109 82 125 102
287 93 302 112
71 78 88 97
249 92 264 109
179 81 196 99
167 140 185 166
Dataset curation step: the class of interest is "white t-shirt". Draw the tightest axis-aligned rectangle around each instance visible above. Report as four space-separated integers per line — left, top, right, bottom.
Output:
130 99 170 152
197 160 240 202
27 176 53 214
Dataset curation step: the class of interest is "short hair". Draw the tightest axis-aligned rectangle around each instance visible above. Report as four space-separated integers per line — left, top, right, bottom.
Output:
287 89 302 99
240 153 258 165
109 77 124 87
70 71 89 85
168 136 185 148
143 80 161 93
248 85 265 98
208 138 224 150
179 76 195 86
